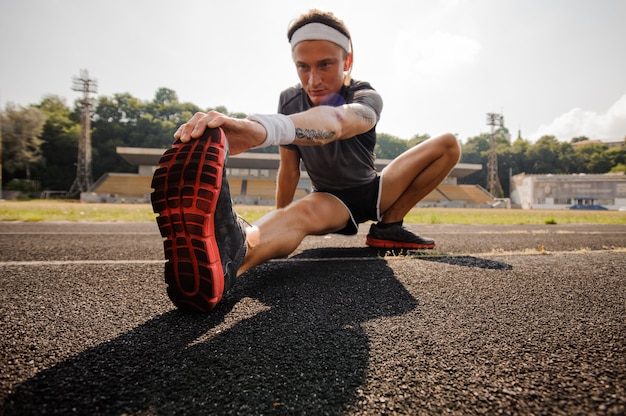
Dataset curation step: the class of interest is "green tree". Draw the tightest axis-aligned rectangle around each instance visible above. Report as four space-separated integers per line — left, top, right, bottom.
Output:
407 133 431 148
587 151 612 173
571 136 589 143
375 133 408 159
611 164 626 173
459 133 513 194
557 141 583 173
608 138 626 173
1 103 46 181
130 114 178 148
509 137 531 174
91 94 136 178
95 93 142 124
90 89 205 178
527 135 561 173
574 142 610 173
13 85 625 197
147 88 201 123
606 143 625 169
154 87 178 105
33 95 80 190
459 134 489 187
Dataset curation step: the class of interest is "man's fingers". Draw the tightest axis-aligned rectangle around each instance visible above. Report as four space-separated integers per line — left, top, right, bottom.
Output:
176 122 197 143
174 112 208 142
173 125 183 140
190 112 228 137
205 114 227 129
173 111 231 143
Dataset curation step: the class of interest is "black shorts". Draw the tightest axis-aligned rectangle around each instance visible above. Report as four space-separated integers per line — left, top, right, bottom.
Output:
314 175 382 235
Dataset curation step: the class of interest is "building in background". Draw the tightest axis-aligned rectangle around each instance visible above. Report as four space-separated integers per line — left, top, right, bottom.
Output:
510 172 626 210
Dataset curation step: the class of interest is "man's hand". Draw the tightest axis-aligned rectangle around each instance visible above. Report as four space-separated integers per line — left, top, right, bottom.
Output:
173 111 267 155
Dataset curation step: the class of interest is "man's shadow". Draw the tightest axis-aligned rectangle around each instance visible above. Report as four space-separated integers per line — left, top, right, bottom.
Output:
4 255 418 415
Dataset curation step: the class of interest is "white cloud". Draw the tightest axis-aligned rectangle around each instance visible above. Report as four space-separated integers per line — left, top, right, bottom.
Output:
393 31 482 80
530 94 626 142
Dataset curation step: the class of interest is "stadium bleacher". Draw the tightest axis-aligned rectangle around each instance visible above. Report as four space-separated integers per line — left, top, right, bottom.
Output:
86 148 490 206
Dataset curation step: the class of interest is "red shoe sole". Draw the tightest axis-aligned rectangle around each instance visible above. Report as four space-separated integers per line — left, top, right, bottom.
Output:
365 237 436 250
151 128 227 312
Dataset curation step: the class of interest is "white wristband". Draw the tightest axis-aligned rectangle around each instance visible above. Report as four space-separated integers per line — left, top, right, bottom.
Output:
247 114 295 149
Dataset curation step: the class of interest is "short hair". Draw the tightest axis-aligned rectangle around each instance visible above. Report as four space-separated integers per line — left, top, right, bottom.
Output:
287 9 351 43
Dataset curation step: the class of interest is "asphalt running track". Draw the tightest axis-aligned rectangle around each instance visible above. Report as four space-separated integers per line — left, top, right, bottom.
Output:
0 221 625 415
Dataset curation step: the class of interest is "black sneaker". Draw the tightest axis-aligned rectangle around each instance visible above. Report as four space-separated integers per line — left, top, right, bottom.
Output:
151 128 246 312
365 222 436 249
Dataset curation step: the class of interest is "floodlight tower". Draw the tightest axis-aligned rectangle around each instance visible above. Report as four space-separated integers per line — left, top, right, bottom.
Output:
486 112 504 197
69 69 97 197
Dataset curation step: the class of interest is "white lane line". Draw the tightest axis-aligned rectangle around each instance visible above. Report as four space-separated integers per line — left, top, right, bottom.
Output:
0 257 395 266
2 248 623 267
0 260 165 266
0 232 159 235
0 258 383 267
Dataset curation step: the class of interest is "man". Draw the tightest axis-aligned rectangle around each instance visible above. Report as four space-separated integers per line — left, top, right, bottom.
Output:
151 10 461 312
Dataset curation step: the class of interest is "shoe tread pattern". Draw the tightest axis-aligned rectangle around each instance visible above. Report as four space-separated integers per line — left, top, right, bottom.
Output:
151 129 226 312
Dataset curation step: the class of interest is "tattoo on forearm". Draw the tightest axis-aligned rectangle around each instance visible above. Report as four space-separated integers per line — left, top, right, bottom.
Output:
295 128 336 142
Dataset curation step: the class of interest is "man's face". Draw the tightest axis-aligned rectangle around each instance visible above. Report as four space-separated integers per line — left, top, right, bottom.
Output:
292 40 350 106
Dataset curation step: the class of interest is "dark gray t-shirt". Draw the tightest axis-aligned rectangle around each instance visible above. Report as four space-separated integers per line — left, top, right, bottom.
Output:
279 80 383 191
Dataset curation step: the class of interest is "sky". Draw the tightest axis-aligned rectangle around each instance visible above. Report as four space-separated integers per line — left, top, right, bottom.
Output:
1 0 625 143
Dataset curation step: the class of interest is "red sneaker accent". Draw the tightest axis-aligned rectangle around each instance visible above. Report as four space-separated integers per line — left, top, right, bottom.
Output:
365 236 436 250
151 128 227 312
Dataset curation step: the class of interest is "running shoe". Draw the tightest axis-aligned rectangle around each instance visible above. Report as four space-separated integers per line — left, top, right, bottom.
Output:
151 128 246 312
365 222 436 249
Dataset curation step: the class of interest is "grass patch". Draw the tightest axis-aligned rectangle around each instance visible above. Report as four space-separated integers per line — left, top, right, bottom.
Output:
0 200 157 222
1 200 625 225
403 208 626 225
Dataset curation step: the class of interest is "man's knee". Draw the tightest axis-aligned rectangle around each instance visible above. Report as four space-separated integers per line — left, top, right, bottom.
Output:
436 132 461 161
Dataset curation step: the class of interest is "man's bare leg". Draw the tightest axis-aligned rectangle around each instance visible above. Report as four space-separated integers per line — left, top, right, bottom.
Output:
365 133 461 250
380 132 461 221
237 193 351 276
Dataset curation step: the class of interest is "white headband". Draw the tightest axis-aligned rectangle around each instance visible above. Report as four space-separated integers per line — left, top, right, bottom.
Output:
290 22 350 52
